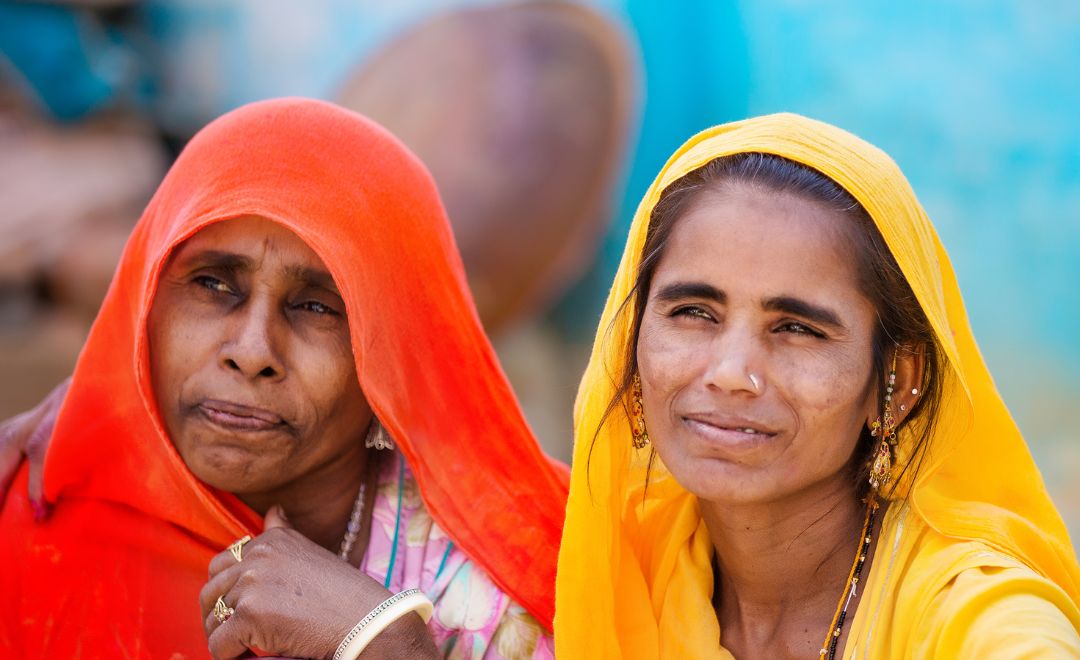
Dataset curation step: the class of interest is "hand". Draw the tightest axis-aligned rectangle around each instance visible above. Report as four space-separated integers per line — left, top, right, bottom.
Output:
0 377 70 517
199 505 438 660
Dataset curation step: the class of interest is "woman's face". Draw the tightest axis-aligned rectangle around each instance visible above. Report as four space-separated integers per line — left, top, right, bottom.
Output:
636 183 880 505
149 216 371 496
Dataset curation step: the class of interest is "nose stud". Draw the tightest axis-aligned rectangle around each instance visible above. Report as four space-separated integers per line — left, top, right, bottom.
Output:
749 373 761 393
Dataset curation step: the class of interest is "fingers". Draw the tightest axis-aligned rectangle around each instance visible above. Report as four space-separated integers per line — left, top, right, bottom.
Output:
0 409 36 508
207 609 252 660
204 610 224 641
0 424 24 510
205 590 264 660
200 562 242 623
25 379 68 508
208 543 244 579
262 503 292 530
0 377 69 514
52 378 73 402
25 424 51 514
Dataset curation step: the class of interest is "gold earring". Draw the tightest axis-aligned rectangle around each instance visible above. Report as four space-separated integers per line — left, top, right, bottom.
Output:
630 374 650 449
869 353 898 491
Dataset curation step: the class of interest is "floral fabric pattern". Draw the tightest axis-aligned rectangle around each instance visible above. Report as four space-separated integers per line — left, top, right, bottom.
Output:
359 452 554 659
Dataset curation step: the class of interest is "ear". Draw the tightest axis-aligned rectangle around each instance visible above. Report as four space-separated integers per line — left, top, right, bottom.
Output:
892 343 926 426
863 343 926 429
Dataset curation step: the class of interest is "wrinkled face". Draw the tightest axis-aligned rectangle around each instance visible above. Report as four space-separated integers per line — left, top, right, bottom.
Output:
148 216 371 496
636 184 880 505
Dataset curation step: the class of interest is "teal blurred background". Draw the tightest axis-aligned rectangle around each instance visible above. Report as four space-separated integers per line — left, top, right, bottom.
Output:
2 0 1077 537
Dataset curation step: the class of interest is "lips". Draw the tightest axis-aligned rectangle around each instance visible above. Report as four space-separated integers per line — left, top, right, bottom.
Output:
682 412 777 436
680 412 779 451
197 399 287 433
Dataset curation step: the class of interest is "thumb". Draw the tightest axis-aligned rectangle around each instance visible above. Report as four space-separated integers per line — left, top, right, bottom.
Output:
263 503 293 531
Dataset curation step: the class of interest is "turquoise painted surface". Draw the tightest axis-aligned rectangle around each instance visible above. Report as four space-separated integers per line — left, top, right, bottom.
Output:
594 0 1080 536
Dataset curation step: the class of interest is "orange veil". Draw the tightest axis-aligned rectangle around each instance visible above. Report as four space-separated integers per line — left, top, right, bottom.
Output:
0 98 568 657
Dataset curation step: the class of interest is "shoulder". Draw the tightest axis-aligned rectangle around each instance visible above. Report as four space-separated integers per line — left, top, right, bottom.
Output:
915 558 1080 657
880 505 1080 657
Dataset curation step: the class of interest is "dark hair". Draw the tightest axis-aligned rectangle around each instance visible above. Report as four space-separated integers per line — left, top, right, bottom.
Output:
592 152 943 502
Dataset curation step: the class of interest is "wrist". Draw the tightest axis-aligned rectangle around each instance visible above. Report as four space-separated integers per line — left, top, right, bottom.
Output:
321 585 393 659
361 611 437 659
331 589 435 660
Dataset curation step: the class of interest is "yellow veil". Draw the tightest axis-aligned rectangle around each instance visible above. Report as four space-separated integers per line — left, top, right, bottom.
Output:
554 113 1079 657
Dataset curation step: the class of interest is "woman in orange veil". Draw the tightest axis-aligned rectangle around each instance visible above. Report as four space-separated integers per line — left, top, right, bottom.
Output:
0 98 566 658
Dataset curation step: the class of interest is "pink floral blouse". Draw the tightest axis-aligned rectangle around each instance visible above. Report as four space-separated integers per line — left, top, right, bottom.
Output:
357 452 555 659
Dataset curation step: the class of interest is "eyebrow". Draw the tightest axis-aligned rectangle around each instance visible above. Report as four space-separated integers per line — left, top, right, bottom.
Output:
178 250 340 295
653 281 845 329
763 296 845 329
653 282 727 305
283 264 340 295
177 250 251 274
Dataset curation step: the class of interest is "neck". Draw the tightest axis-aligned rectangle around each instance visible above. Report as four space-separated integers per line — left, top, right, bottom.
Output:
239 442 370 553
702 477 866 653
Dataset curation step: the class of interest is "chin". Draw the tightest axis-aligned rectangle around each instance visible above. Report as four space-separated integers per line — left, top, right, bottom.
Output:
179 444 282 495
666 454 786 505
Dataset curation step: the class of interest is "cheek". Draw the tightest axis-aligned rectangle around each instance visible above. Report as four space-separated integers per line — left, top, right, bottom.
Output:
293 331 368 434
637 319 675 390
773 343 875 443
636 316 701 423
147 304 185 407
148 306 215 396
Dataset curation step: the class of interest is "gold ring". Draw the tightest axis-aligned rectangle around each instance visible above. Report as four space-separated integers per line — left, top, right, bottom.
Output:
227 535 252 563
213 595 235 624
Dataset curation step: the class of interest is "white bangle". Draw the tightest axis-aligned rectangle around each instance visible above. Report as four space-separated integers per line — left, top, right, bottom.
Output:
333 588 434 660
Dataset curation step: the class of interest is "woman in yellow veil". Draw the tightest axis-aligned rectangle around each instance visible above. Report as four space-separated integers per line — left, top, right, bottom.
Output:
555 113 1080 658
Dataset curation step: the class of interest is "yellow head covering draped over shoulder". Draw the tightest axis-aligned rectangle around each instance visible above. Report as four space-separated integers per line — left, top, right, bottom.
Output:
555 113 1080 657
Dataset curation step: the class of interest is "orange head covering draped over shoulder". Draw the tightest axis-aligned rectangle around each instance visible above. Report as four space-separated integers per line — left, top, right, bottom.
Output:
0 98 567 657
554 113 1079 657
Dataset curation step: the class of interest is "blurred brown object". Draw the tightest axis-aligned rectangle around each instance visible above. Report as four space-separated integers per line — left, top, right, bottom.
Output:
338 1 635 335
0 101 166 416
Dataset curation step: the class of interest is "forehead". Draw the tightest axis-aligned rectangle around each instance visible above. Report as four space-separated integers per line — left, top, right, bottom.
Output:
164 215 340 294
655 184 865 304
172 216 316 261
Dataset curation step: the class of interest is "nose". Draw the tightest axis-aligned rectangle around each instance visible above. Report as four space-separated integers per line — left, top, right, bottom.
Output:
701 325 763 396
220 297 285 381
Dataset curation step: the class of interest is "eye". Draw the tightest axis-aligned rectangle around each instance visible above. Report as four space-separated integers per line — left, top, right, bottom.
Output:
193 275 233 294
296 300 340 316
672 305 716 322
775 321 826 339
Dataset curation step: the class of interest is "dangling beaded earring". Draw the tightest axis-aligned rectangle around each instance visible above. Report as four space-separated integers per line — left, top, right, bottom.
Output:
364 418 395 451
868 352 898 491
630 374 650 449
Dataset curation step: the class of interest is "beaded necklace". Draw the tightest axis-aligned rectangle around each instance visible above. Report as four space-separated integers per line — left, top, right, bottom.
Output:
337 449 385 562
819 500 878 659
338 480 367 561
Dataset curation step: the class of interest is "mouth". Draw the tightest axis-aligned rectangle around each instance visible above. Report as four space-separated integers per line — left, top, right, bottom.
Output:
196 399 288 433
681 413 778 450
